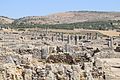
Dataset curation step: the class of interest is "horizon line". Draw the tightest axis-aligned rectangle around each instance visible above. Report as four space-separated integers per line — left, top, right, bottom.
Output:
1 10 120 19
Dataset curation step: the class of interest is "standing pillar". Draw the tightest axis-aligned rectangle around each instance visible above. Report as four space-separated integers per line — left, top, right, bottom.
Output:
75 35 78 45
64 44 68 52
51 35 54 42
67 34 70 44
108 37 113 49
61 33 64 42
110 37 113 49
79 35 82 41
56 33 58 42
83 35 86 40
41 46 49 59
45 27 49 35
70 35 72 40
58 32 60 41
89 33 92 40
87 33 89 40
64 44 71 53
95 33 98 39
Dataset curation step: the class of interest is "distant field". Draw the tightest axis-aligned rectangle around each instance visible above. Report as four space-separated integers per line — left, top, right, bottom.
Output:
48 29 120 37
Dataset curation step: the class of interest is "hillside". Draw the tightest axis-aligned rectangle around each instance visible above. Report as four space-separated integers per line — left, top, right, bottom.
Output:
0 16 14 24
13 11 120 25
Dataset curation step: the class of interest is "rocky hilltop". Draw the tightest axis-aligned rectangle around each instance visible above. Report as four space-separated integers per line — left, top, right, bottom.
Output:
0 16 14 24
1 11 120 26
14 11 120 25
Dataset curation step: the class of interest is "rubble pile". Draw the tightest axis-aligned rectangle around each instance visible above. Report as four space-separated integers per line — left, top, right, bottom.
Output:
95 49 120 58
46 53 76 64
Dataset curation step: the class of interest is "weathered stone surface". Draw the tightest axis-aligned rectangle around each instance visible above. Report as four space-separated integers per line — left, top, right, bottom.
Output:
0 28 119 80
46 53 76 64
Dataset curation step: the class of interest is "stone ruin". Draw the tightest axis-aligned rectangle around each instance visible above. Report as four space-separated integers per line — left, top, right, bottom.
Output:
0 28 119 80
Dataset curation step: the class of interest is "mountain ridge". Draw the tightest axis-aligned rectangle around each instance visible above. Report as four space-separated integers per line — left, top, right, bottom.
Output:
1 11 120 25
13 11 120 25
0 16 14 24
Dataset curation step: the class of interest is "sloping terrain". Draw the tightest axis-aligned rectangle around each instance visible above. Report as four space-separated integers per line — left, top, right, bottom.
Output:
13 11 120 25
0 16 14 24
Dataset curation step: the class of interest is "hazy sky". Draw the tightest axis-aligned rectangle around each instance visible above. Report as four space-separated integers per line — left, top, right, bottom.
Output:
0 0 120 18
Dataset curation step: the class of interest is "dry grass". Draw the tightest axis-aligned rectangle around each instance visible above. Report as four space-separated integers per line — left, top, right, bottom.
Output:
49 29 120 37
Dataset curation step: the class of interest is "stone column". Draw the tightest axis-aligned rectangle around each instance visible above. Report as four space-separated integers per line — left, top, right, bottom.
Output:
87 33 89 40
64 44 71 52
51 36 54 42
55 33 58 42
41 46 49 59
57 32 60 41
70 35 73 40
83 35 86 40
108 37 114 49
45 27 48 35
64 44 68 52
95 33 98 39
67 35 70 44
75 35 78 45
79 35 82 41
61 33 64 42
89 33 92 40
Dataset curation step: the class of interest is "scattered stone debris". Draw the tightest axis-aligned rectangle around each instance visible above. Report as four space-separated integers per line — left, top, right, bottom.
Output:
46 53 76 64
0 28 119 80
